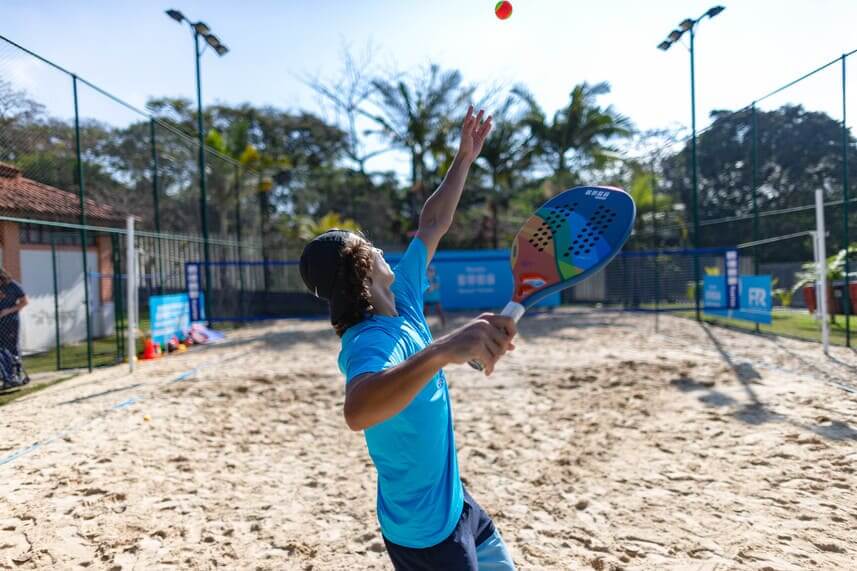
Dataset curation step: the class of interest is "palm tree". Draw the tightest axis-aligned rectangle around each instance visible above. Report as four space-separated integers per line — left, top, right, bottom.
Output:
367 64 473 189
477 91 535 248
514 81 632 181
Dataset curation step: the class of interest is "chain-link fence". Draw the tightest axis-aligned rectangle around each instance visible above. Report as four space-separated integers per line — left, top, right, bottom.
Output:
611 50 857 347
0 33 275 379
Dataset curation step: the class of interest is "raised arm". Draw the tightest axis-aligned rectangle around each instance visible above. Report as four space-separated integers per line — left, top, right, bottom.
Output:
416 106 492 263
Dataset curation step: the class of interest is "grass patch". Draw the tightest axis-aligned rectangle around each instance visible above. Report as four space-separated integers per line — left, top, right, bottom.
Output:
21 317 246 375
677 308 857 346
0 374 75 406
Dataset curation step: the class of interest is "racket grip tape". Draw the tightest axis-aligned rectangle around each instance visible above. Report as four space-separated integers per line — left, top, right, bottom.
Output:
468 301 526 371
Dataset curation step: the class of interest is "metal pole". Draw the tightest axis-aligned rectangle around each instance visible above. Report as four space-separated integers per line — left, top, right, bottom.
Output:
690 26 701 322
652 158 660 332
751 103 760 271
194 30 212 321
752 102 760 333
72 75 93 372
816 189 830 353
126 216 136 372
812 230 820 323
50 234 61 371
259 176 271 293
150 118 165 294
234 164 245 313
111 234 124 362
842 54 852 346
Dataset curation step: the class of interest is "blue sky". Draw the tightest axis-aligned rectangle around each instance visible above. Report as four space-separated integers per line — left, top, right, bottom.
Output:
3 0 857 172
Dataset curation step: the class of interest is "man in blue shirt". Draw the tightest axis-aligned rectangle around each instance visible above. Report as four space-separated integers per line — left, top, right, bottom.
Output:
300 107 517 570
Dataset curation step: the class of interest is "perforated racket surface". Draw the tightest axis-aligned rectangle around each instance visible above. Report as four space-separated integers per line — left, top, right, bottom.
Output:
469 185 635 370
511 185 635 308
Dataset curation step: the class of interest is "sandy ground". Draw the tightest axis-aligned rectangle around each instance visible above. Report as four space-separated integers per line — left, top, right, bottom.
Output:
0 308 855 570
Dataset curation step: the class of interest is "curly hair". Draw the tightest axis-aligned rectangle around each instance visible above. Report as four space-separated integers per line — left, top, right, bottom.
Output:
333 237 376 337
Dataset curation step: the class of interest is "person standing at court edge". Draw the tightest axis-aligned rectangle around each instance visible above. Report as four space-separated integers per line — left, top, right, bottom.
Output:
0 267 28 357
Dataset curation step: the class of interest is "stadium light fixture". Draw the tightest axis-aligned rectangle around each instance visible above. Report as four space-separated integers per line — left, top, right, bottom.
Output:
706 6 725 18
193 22 211 35
656 5 726 322
166 9 185 23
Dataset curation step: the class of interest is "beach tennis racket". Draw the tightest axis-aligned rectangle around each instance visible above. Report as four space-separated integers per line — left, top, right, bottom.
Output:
469 185 636 370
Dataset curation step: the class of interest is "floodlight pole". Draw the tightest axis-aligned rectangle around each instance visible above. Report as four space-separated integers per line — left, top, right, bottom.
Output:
658 6 724 323
193 29 212 321
689 25 701 321
167 9 228 322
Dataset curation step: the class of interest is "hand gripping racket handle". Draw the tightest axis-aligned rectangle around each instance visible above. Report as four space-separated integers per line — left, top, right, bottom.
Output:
468 301 526 371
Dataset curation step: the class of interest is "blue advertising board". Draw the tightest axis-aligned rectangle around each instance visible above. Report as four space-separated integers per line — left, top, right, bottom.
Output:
150 293 205 345
703 275 772 325
386 249 560 311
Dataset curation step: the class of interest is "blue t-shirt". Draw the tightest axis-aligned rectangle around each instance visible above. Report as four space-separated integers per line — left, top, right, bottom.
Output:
337 238 463 548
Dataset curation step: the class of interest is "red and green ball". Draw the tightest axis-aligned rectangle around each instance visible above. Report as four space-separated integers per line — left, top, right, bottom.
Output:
495 1 512 20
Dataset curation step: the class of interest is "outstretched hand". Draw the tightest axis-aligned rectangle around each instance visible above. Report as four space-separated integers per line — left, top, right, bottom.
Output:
457 105 492 163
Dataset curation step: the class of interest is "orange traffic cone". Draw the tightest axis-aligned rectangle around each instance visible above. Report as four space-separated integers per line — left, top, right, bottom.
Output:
141 338 158 360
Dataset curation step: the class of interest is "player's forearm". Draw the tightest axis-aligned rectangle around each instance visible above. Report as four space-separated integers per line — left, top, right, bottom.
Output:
419 153 473 233
344 343 450 431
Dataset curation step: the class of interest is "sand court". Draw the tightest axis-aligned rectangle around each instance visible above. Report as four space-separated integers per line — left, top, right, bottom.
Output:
1 309 855 570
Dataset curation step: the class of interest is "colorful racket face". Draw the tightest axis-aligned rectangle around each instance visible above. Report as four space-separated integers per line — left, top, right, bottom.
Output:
510 185 635 308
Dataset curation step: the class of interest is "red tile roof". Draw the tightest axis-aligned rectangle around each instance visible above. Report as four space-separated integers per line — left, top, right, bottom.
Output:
0 162 125 225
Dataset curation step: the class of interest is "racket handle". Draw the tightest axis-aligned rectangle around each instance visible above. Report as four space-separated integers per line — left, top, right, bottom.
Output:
468 301 526 371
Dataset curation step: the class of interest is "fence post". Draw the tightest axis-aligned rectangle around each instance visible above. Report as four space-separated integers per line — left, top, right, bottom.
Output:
651 158 660 331
127 217 136 372
751 102 760 333
50 234 61 371
842 54 852 347
258 176 271 293
72 75 93 372
150 118 165 294
111 233 124 362
234 164 246 311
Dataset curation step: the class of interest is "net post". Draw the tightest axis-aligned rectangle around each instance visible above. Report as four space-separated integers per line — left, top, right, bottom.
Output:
126 216 136 372
815 190 830 354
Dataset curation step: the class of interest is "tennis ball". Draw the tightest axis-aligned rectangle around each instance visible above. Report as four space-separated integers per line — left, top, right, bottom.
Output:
143 414 151 422
495 1 512 20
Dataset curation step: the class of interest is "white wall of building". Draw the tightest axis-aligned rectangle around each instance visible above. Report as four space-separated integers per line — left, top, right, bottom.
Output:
17 248 114 355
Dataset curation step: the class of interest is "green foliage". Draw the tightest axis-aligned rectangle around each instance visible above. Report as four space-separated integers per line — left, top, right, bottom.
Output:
791 243 857 294
660 105 857 260
513 82 632 178
6 58 855 260
773 287 794 307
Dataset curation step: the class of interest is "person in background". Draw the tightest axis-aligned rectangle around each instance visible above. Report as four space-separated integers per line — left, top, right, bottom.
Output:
424 264 446 328
0 268 28 357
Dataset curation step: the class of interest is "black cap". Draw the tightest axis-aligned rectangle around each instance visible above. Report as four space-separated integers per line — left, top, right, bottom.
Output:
299 229 357 323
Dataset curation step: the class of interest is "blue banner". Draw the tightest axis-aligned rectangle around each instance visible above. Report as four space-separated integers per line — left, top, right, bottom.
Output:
150 293 204 345
704 275 772 325
386 249 559 311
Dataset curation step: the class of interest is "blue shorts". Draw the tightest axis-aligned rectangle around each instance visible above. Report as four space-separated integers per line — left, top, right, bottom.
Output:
383 489 516 570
